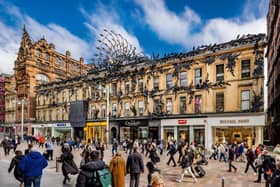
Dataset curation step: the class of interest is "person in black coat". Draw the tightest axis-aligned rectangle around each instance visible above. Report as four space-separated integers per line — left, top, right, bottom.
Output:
60 147 78 184
228 145 237 172
146 161 160 187
166 141 177 167
8 150 24 187
126 146 144 187
176 149 197 183
149 143 160 165
271 155 280 187
76 150 107 187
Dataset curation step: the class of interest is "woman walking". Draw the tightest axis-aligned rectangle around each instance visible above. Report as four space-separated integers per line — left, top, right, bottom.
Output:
60 147 78 184
109 151 126 187
8 150 25 187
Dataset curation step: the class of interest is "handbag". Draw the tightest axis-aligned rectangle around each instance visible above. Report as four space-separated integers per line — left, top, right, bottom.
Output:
63 160 79 175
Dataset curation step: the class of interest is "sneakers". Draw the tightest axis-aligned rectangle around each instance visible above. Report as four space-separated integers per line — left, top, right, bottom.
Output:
253 172 257 176
176 179 182 183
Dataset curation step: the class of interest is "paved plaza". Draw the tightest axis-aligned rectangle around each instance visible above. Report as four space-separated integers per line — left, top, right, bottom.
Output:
0 142 267 187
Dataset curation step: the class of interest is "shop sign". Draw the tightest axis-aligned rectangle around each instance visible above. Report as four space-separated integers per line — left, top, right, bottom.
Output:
178 120 187 125
57 123 66 127
219 119 249 124
125 120 141 126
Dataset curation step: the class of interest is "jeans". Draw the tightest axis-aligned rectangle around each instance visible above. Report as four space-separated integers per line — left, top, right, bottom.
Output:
244 161 257 173
228 160 237 172
130 173 140 187
24 176 41 187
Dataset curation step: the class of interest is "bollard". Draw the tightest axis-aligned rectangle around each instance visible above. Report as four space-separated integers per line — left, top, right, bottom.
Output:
56 157 61 172
221 177 224 187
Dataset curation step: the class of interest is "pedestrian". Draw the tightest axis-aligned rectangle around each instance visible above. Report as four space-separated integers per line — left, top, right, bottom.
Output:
76 150 107 187
8 150 25 187
166 141 177 167
126 146 144 187
12 136 19 153
24 144 33 155
146 161 160 187
254 148 265 183
218 143 226 162
109 151 126 187
1 136 11 156
244 147 257 175
149 143 160 165
112 138 118 156
45 141 54 160
177 141 184 163
176 149 197 183
228 145 237 172
19 147 48 187
271 155 280 187
38 136 45 148
59 147 78 184
150 172 164 187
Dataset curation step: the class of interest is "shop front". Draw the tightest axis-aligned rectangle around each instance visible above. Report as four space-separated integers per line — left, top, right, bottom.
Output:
84 121 107 143
32 123 72 139
206 114 265 150
53 123 72 139
161 118 207 146
118 119 149 141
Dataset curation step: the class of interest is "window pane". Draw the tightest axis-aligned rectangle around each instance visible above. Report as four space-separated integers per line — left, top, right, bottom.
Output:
216 64 224 81
242 90 250 100
241 60 250 78
180 72 187 86
166 74 173 88
166 99 172 113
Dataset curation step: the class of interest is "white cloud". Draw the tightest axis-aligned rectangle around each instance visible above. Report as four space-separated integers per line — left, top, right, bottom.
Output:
135 0 267 48
80 3 143 54
0 2 91 74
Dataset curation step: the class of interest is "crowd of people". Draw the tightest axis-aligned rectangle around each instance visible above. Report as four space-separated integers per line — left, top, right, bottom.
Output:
2 135 280 187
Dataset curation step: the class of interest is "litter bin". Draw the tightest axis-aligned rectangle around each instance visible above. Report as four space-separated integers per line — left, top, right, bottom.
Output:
56 157 61 172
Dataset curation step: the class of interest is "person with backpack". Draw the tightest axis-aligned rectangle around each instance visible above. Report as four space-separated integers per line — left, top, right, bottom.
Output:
254 148 265 183
109 151 126 187
76 150 109 187
263 152 276 187
8 150 25 187
126 146 144 187
176 149 197 183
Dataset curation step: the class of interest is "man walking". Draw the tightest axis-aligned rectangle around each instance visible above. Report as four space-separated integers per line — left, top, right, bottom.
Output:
19 147 48 187
176 149 197 183
166 141 177 167
126 146 144 187
228 145 237 172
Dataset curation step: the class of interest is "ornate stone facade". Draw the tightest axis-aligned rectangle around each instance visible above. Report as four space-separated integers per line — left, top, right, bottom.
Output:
35 34 266 147
267 0 280 145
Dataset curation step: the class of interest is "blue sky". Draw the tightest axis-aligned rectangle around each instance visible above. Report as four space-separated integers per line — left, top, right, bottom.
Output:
0 0 268 74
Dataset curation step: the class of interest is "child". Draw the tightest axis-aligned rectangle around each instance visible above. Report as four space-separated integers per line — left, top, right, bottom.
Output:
8 150 25 187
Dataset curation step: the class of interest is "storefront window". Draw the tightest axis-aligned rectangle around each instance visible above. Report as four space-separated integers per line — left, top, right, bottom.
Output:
164 128 174 144
194 128 204 145
195 95 202 113
138 127 148 139
178 127 189 143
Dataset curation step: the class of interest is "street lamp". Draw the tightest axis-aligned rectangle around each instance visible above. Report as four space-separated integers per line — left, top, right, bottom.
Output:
101 85 110 145
13 98 27 138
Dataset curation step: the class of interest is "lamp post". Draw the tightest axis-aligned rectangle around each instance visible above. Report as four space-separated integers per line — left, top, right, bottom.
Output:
13 98 27 139
106 85 110 145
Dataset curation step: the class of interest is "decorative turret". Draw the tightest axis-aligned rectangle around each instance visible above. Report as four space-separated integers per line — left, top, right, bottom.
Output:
17 25 32 60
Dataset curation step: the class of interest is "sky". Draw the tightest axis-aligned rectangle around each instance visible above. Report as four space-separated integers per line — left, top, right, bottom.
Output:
0 0 268 75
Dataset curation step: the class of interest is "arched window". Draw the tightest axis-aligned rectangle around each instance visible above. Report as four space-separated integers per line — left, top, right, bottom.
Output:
45 53 50 61
36 73 49 83
36 49 41 58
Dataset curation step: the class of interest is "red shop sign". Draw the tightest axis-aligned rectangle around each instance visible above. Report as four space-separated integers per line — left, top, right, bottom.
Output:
178 120 187 124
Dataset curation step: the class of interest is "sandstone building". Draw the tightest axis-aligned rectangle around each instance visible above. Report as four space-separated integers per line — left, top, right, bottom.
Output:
267 0 280 145
35 33 266 149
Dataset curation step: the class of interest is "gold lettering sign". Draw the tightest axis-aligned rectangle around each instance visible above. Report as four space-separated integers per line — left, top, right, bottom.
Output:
219 119 249 124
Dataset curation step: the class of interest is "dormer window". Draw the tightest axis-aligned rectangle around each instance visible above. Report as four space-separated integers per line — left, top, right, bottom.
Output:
36 49 41 58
